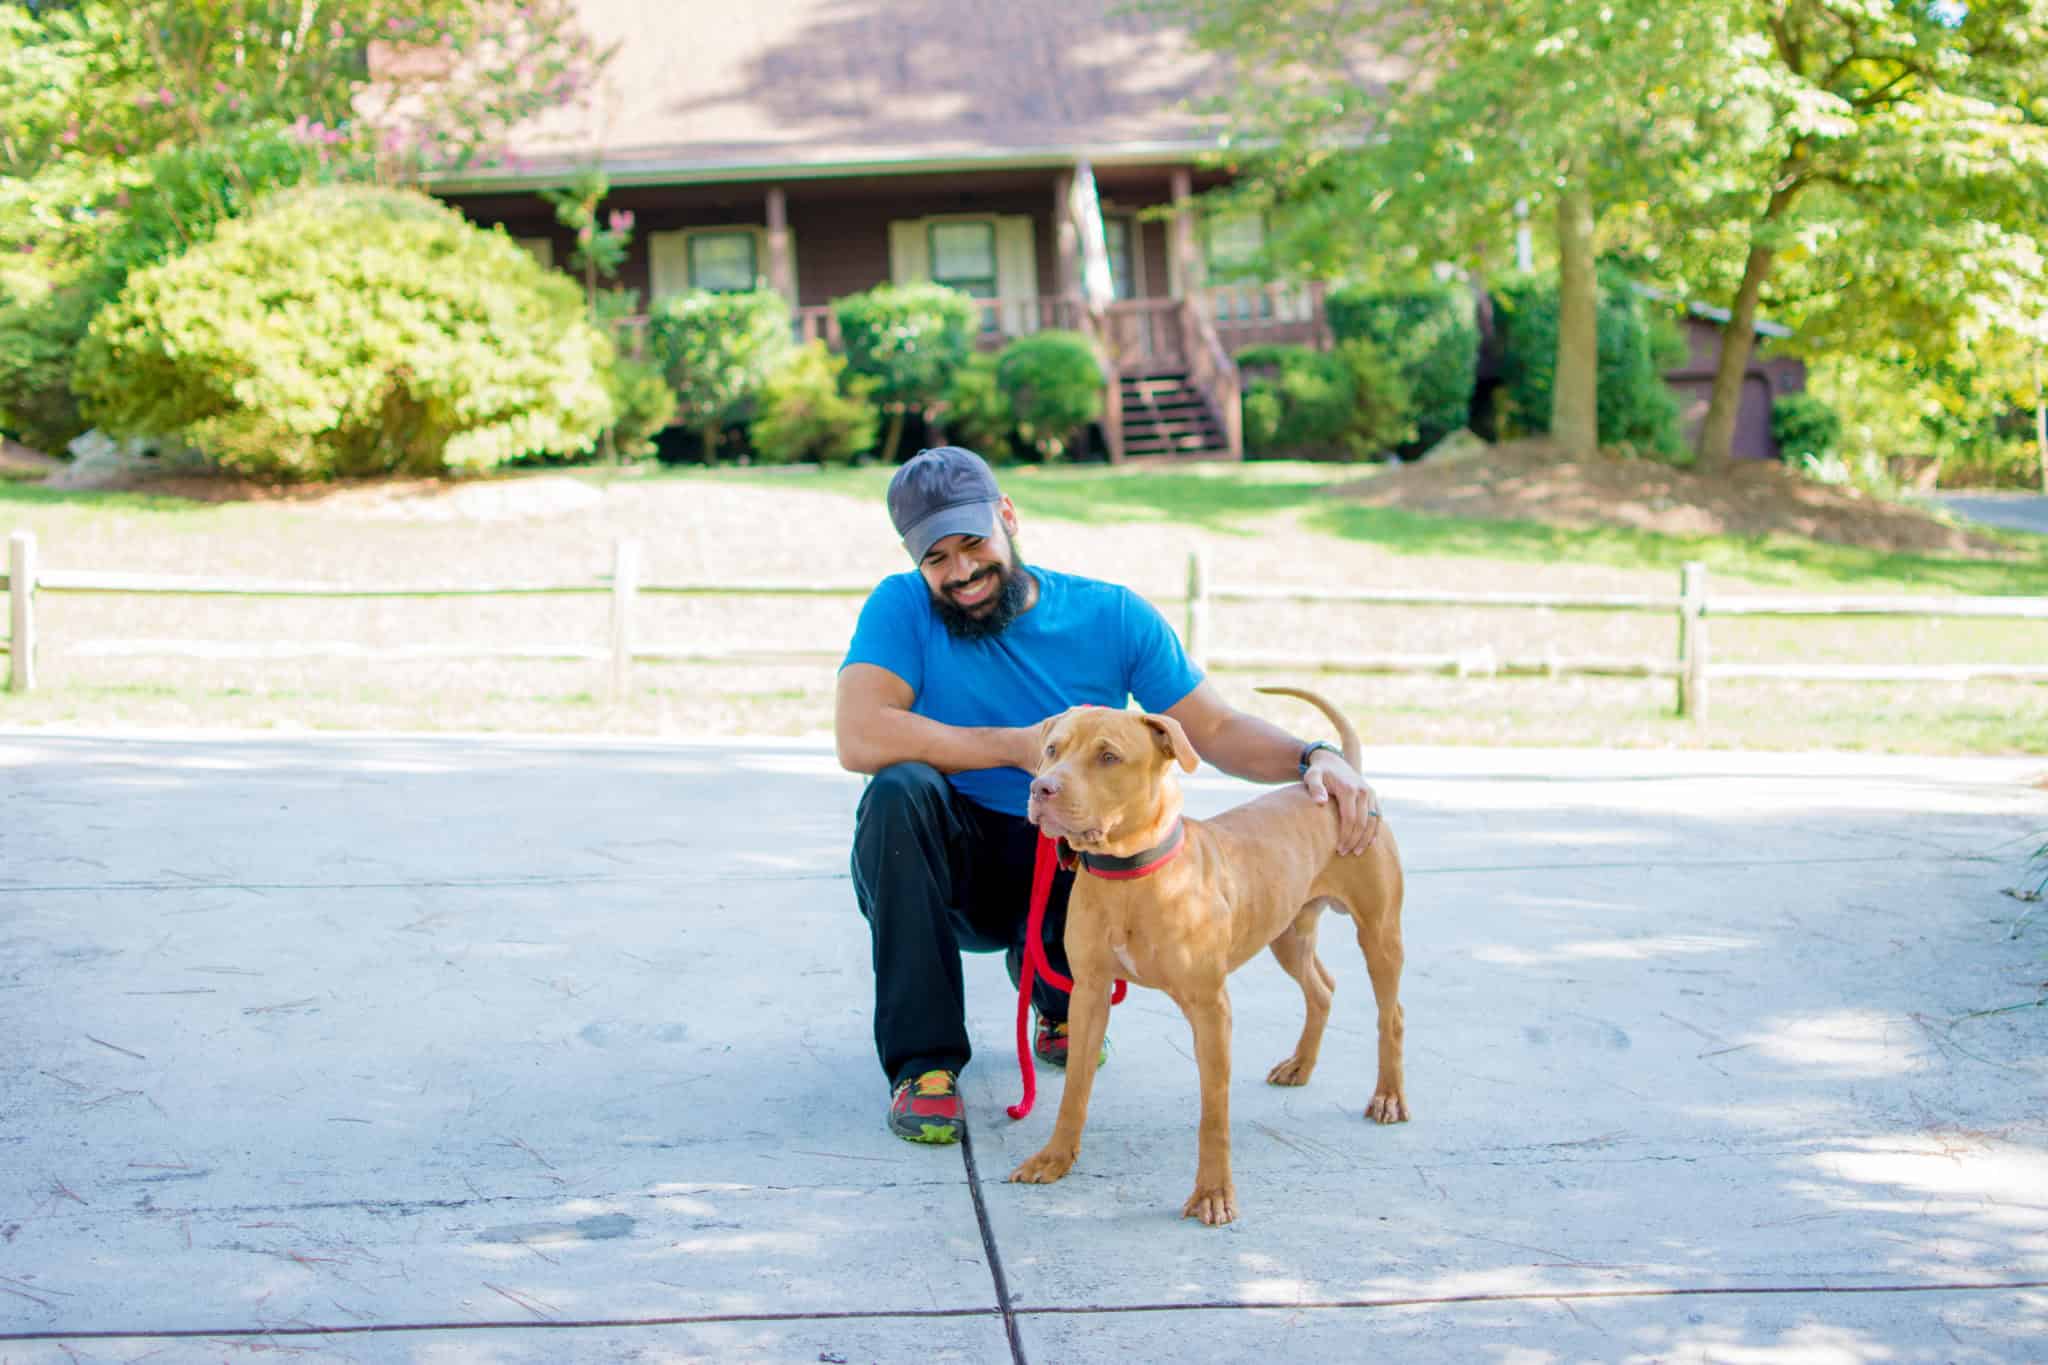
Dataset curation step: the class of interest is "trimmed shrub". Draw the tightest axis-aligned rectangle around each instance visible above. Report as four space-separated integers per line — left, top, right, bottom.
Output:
74 186 611 478
1493 272 1688 460
995 330 1102 460
1335 336 1417 457
1237 344 1354 455
1 130 320 455
648 288 792 462
834 282 977 464
1325 283 1478 450
749 342 879 465
1770 392 1842 463
603 357 678 460
945 352 1018 463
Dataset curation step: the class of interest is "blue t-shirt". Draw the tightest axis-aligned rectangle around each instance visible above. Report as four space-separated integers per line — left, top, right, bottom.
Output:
840 566 1204 816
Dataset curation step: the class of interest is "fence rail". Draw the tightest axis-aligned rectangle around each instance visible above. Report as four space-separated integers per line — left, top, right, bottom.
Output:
6 532 2044 721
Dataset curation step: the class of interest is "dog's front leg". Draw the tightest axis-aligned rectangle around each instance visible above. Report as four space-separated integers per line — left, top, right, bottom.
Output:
1008 976 1114 1186
1178 984 1237 1225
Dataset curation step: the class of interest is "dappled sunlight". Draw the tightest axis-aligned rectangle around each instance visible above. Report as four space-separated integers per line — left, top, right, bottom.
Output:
1621 1322 1903 1365
1473 933 1758 967
1746 1010 1922 1078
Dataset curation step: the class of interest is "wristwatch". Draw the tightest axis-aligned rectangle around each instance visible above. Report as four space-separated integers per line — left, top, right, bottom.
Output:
1297 740 1340 776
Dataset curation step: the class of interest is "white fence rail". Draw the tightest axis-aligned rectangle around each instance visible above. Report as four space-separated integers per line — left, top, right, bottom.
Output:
6 531 2045 722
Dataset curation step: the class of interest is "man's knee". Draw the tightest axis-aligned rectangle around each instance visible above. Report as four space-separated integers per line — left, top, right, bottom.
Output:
857 762 950 825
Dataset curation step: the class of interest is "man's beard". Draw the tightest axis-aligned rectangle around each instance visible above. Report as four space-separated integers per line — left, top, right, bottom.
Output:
932 548 1032 641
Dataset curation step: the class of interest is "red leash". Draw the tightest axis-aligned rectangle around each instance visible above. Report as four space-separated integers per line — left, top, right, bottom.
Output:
1007 831 1127 1120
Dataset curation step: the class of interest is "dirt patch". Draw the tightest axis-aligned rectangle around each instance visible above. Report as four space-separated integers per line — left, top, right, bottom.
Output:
1330 440 2011 557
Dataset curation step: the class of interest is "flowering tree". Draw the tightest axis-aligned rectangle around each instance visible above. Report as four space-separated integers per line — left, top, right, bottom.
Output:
0 0 611 452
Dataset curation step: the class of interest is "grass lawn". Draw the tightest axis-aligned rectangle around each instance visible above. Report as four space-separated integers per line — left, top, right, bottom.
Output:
2 460 2045 754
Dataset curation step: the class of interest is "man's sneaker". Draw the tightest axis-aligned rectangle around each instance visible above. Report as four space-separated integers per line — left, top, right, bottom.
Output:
1034 1016 1109 1070
888 1069 963 1144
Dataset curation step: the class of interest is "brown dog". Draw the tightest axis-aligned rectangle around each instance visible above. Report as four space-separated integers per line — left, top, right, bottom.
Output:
1008 686 1406 1226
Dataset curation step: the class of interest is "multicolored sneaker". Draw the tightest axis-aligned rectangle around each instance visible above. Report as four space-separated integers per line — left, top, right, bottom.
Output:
888 1068 964 1144
1034 1016 1109 1070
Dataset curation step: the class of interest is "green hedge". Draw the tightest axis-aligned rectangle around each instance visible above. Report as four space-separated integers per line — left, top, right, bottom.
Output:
1325 283 1477 449
74 186 611 478
944 352 1017 463
1493 273 1689 459
995 330 1101 459
648 288 792 461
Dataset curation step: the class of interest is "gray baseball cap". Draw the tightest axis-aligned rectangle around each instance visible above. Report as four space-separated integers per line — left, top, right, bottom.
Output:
887 446 1003 562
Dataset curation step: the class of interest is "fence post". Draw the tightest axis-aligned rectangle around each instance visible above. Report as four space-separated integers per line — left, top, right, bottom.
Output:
1185 548 1210 672
8 531 34 694
608 538 641 704
1677 560 1707 723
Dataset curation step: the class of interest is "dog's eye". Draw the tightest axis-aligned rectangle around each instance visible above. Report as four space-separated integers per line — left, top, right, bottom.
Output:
1097 749 1120 765
1044 743 1057 758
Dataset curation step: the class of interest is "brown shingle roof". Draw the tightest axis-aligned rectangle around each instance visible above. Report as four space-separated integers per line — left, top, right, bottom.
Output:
475 0 1249 185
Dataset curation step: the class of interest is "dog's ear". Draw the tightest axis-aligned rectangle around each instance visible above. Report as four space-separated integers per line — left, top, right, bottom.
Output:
1139 714 1200 773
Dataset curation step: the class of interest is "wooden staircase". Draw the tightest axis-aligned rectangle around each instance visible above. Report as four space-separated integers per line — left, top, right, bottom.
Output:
1117 369 1230 459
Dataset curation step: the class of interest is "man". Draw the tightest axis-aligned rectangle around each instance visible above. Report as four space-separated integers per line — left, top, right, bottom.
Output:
836 446 1380 1145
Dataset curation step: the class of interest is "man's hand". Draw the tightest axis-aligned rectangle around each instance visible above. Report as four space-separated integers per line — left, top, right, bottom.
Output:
1304 751 1382 855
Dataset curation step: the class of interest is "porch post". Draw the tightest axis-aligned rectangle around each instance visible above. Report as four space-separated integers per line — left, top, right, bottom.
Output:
1054 171 1079 318
766 186 795 305
1170 168 1202 299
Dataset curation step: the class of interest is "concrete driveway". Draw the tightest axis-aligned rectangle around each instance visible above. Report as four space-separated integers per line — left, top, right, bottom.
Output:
2 732 2044 1362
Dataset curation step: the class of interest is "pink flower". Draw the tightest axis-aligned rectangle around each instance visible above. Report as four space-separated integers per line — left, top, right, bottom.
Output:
158 87 175 106
607 209 634 233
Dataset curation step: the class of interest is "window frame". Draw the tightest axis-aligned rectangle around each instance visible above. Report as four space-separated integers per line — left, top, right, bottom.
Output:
927 219 1000 299
686 230 761 294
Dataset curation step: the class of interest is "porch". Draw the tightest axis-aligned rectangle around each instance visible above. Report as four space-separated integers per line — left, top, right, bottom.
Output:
447 163 1321 463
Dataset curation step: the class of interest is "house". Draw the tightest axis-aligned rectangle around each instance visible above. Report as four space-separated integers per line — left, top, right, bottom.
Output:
430 0 1793 463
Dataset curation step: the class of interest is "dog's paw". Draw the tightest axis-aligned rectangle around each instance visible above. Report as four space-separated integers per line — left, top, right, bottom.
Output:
1365 1089 1410 1124
1009 1146 1077 1184
1181 1182 1238 1226
1265 1055 1315 1086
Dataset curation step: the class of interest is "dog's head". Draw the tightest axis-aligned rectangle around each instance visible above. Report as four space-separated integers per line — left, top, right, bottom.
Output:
1025 706 1198 855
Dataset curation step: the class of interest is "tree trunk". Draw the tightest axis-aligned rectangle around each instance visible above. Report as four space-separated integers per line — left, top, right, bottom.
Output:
1695 242 1775 475
1551 175 1599 460
880 408 907 466
700 421 720 464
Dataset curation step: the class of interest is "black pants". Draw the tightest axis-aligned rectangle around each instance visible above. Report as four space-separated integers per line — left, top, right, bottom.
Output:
851 762 1076 1087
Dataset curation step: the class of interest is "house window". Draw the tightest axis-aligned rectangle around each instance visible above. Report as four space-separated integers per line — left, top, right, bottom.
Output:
689 231 759 292
930 221 999 299
1104 216 1136 300
1205 212 1266 279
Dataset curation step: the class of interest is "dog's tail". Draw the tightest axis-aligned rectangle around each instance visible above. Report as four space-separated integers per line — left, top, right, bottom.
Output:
1254 685 1360 769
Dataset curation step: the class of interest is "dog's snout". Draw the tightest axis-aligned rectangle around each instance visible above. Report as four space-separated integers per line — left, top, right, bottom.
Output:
1030 772 1061 801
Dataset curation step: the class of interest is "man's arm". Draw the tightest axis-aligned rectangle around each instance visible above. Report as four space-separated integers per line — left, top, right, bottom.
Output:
1164 680 1381 855
834 663 1041 776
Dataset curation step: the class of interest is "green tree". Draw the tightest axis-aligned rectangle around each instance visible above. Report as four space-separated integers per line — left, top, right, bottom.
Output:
1172 0 1707 459
834 282 978 465
648 289 792 462
1654 1 2048 472
0 0 607 450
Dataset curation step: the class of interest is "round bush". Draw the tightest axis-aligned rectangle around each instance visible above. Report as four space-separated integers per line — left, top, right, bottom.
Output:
1325 283 1478 450
1770 392 1842 463
748 341 879 465
995 330 1102 459
648 289 792 462
834 282 977 463
1236 343 1354 455
945 352 1018 463
603 357 678 461
74 186 612 478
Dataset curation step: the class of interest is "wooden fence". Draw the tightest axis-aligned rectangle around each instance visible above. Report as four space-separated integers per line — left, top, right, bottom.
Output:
6 532 2046 721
